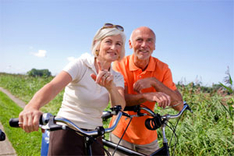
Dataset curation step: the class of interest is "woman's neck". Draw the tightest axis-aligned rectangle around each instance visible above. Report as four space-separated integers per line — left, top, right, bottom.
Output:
95 58 111 72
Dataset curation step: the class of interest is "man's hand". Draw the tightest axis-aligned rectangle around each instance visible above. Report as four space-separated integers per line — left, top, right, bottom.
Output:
133 78 154 93
142 92 171 109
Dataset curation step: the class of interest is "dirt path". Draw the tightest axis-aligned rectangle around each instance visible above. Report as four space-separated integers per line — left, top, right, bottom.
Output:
0 123 17 156
0 87 26 108
0 87 26 156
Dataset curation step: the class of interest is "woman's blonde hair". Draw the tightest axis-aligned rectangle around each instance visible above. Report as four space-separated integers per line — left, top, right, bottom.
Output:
91 27 126 61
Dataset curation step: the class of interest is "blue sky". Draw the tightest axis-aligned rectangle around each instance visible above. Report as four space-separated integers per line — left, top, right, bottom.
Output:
1 0 233 86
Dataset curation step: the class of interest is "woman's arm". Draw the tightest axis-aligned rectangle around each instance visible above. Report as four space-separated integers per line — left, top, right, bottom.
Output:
19 71 72 133
91 72 126 109
108 86 126 109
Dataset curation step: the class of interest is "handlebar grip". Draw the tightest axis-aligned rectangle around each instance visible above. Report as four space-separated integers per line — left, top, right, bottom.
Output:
102 111 113 120
9 118 20 127
9 116 44 128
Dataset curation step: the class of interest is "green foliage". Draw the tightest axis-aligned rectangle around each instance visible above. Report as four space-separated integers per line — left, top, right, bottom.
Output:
218 67 234 135
0 91 41 156
173 83 234 155
0 73 62 114
27 68 51 77
0 73 63 155
0 73 233 155
219 66 233 94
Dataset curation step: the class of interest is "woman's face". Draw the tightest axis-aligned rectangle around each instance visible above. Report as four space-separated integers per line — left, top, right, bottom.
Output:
98 34 123 62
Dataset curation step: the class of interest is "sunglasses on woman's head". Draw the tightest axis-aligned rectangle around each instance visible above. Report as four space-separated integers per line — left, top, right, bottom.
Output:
101 23 124 32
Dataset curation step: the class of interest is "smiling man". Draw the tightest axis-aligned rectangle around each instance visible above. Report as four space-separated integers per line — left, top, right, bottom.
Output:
109 26 184 155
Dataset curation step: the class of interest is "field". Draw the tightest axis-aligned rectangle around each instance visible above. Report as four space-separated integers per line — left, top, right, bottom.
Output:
0 73 233 156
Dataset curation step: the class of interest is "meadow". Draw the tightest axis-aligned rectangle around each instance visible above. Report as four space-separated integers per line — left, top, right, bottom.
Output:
0 73 233 156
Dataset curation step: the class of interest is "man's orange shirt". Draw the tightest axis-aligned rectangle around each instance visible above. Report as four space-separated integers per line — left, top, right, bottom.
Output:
110 55 177 145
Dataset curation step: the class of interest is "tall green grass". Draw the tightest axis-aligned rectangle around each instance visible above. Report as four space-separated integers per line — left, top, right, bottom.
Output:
0 91 41 156
0 73 63 114
175 83 233 155
0 73 233 155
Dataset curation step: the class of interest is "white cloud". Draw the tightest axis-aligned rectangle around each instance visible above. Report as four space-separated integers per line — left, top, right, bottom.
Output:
33 50 47 58
67 53 91 62
80 52 91 58
67 57 76 62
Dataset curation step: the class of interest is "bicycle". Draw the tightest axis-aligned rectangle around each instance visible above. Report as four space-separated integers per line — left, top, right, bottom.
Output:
0 129 5 141
9 102 192 156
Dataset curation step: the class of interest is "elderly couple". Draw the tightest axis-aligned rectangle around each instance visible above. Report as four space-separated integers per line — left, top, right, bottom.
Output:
18 23 183 155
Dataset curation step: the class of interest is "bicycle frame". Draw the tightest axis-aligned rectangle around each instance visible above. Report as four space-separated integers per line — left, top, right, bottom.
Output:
9 103 191 156
102 138 169 156
102 102 191 156
101 123 169 156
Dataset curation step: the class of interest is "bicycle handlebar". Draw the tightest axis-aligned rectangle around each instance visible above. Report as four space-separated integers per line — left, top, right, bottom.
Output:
161 102 192 119
9 113 47 128
124 101 192 118
9 102 192 135
123 102 192 130
52 111 123 136
9 105 123 137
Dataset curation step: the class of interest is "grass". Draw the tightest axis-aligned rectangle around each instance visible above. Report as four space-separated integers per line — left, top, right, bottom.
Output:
0 73 63 155
0 73 63 115
174 84 234 155
0 73 233 155
0 91 41 156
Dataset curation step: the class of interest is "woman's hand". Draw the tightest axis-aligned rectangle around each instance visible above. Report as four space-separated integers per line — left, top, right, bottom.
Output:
90 62 115 90
19 106 43 133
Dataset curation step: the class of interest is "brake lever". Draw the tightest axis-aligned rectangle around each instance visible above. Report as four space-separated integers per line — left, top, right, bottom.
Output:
40 115 66 131
184 102 193 113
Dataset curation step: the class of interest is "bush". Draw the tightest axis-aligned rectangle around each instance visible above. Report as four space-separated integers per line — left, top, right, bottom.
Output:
27 68 51 77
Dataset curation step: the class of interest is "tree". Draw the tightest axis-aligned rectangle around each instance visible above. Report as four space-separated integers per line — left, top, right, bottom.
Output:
27 68 51 77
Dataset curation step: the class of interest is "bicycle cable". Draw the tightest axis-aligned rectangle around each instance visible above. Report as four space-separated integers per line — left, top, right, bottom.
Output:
166 113 182 156
73 129 112 156
112 114 132 156
139 103 184 156
103 143 112 156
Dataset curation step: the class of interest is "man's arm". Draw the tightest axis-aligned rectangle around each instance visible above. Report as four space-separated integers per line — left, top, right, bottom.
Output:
150 77 183 111
125 77 183 111
124 86 147 106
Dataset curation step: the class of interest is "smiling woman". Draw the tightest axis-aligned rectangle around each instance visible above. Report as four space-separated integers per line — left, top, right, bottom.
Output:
17 23 126 155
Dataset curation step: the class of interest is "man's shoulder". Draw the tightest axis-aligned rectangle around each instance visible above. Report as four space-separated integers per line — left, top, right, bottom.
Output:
112 55 132 72
151 56 169 67
149 57 170 72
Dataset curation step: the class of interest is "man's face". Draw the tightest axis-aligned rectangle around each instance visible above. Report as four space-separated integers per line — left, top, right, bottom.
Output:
129 27 156 61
